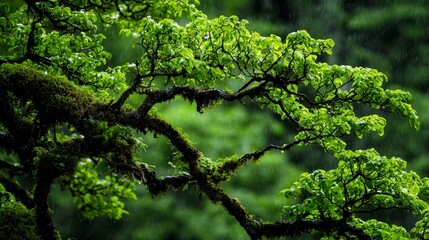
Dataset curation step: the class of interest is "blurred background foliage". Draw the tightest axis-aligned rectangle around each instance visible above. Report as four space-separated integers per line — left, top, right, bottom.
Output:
36 0 429 239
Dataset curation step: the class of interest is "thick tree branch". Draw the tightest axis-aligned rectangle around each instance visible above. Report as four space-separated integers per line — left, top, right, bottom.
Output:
34 164 60 240
0 63 94 125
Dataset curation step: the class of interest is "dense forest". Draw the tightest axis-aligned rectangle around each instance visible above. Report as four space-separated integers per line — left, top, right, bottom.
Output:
1 0 429 239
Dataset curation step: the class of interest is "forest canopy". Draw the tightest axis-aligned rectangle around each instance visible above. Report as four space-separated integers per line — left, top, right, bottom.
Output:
0 0 428 239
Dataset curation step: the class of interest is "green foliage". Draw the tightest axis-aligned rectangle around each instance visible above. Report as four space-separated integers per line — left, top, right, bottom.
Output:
70 158 137 220
282 148 428 239
0 183 13 208
0 184 40 240
412 210 429 239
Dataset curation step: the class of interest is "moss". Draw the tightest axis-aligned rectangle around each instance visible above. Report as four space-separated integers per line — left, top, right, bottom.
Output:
0 63 95 124
0 203 40 240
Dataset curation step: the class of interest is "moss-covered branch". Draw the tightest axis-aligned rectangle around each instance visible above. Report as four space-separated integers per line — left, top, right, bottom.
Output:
0 64 94 124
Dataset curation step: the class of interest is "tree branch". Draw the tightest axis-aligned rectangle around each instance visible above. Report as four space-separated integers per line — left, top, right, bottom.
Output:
34 163 60 240
136 83 267 115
